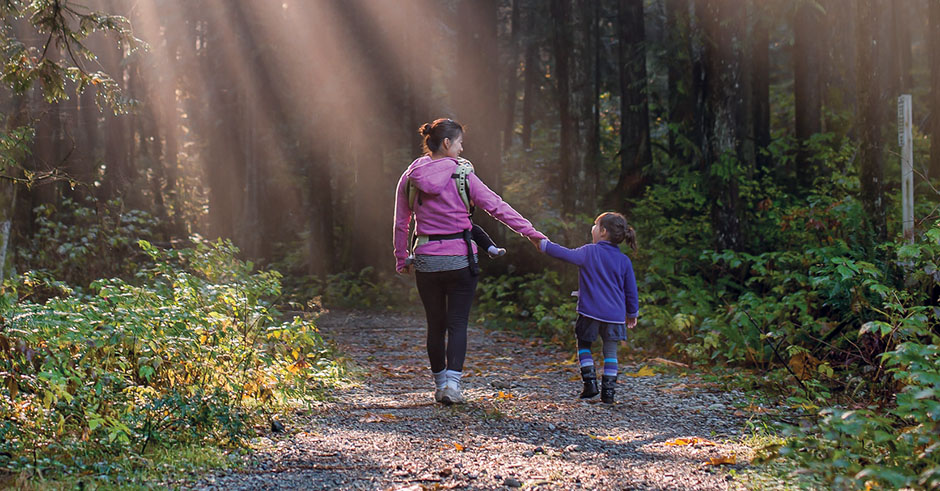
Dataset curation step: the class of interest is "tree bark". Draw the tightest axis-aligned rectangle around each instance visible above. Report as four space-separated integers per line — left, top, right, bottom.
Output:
503 0 522 152
750 1 771 173
794 0 822 190
701 0 745 251
551 0 574 213
608 0 651 210
930 0 940 178
520 0 539 150
820 0 857 136
893 3 913 94
456 0 501 192
666 0 695 160
856 0 887 241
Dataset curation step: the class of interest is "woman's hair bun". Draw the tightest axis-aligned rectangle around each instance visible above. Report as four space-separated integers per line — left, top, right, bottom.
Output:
418 123 432 136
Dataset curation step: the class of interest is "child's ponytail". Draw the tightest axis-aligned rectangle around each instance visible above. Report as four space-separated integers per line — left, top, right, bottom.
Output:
624 225 638 253
597 211 637 253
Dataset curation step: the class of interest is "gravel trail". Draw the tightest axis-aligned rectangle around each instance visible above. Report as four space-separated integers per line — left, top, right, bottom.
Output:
198 310 753 490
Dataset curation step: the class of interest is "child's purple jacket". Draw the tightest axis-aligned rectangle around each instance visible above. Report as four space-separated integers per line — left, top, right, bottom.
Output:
541 239 639 323
393 155 545 272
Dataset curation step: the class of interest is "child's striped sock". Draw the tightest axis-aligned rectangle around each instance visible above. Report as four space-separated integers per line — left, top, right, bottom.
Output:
577 339 594 368
602 339 619 377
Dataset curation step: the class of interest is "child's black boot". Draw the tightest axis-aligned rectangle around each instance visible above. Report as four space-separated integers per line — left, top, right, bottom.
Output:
601 375 617 404
579 366 600 399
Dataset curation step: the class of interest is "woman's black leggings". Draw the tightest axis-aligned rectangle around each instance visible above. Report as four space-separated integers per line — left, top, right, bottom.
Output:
415 267 478 373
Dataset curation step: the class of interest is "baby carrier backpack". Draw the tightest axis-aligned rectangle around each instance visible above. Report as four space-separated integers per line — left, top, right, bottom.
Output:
407 157 478 274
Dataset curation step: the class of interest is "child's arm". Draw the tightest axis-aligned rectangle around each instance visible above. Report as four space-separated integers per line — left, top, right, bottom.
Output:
624 257 639 326
539 239 589 266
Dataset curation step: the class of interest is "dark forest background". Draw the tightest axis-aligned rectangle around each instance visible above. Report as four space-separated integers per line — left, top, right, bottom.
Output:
2 0 937 281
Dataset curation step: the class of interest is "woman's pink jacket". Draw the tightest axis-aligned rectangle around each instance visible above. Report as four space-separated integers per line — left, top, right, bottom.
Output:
393 155 546 272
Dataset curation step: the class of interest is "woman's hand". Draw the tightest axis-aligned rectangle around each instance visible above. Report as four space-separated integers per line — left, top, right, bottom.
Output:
397 264 414 275
528 235 544 251
626 317 637 329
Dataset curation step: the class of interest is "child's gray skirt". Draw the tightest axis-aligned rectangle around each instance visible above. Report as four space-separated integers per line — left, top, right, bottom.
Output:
575 315 627 343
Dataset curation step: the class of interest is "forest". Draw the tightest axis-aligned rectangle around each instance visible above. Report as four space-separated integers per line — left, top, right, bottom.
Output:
1 0 939 488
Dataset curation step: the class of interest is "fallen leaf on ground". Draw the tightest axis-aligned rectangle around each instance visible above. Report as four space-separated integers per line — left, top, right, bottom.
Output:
623 366 656 377
648 357 689 368
589 434 623 441
788 351 820 380
664 437 716 446
493 391 514 400
453 442 466 452
706 454 736 466
361 413 398 423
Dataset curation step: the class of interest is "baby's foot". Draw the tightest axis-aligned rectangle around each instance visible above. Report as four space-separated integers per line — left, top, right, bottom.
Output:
487 245 507 258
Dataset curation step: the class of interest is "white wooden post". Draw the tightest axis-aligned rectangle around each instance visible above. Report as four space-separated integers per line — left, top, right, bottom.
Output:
898 94 914 243
0 220 9 283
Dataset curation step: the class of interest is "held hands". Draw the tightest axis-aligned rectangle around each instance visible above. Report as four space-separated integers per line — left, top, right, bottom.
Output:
528 235 545 252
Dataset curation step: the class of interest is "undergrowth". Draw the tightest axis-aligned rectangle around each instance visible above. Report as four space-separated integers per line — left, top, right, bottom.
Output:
0 238 344 485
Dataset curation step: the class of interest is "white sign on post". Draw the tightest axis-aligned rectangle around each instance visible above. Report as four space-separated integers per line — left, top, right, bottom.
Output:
898 94 914 243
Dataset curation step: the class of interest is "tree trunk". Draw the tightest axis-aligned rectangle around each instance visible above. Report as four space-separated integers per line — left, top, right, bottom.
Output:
588 0 601 209
750 1 771 173
551 0 574 213
930 0 940 178
794 0 822 190
456 0 501 192
32 98 61 209
608 0 651 210
894 3 913 94
856 0 887 241
666 0 695 160
503 0 522 152
406 1 432 158
202 9 240 241
520 0 539 150
821 0 857 136
77 86 99 200
101 41 129 203
701 0 745 251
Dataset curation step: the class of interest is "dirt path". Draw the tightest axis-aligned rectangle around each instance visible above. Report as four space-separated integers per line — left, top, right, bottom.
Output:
198 310 753 490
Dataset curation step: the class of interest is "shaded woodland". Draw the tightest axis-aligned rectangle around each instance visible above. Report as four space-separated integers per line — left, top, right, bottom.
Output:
2 0 937 280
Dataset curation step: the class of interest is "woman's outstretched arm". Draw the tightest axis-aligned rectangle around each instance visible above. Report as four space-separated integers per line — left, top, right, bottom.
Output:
466 173 546 240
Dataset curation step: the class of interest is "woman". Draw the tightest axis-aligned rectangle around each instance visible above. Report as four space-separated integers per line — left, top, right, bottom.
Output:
393 118 545 405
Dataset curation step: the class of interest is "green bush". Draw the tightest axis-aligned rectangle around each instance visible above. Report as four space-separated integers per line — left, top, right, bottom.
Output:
477 270 579 346
0 238 340 477
17 198 160 286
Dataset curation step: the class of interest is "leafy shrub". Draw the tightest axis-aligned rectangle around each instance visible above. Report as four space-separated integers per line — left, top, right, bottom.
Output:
17 198 160 286
288 266 419 310
0 239 340 476
477 270 579 346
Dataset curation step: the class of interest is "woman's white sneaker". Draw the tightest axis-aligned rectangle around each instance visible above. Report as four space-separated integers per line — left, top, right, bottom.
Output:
440 381 465 405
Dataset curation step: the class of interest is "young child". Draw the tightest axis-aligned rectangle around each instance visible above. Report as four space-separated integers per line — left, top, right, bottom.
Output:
537 212 639 403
